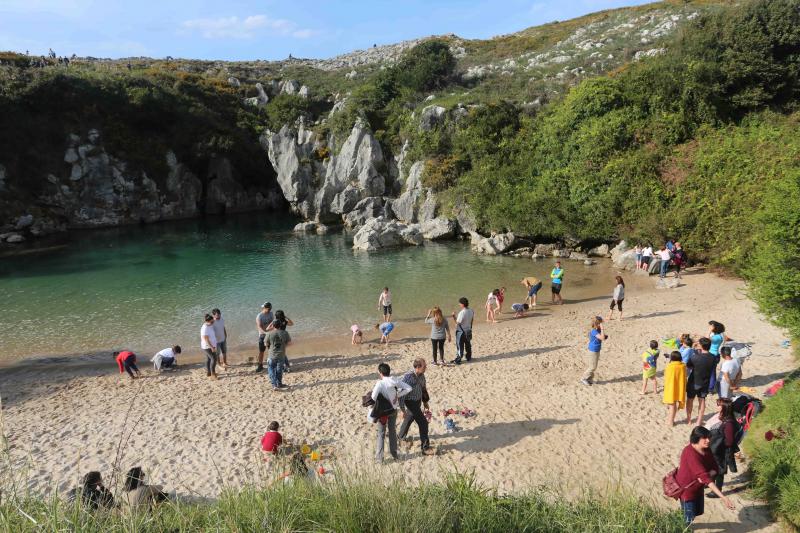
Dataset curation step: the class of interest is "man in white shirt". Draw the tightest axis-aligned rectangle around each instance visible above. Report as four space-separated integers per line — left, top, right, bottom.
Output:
658 247 672 278
378 287 392 322
151 345 181 370
211 308 228 369
641 245 654 271
452 297 475 364
718 347 742 399
200 313 218 380
369 363 411 463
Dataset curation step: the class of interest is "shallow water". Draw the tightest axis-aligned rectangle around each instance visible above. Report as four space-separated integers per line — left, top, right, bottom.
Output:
0 213 614 363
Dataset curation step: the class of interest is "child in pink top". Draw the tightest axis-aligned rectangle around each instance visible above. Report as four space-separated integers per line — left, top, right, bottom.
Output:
351 324 363 344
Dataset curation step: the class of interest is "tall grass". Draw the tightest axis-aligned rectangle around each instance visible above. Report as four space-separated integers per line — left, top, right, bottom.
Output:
0 471 685 532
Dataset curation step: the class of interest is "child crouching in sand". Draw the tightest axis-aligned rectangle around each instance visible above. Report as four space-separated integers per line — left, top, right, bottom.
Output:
351 324 363 344
510 303 529 318
663 351 687 427
375 322 395 345
641 340 659 394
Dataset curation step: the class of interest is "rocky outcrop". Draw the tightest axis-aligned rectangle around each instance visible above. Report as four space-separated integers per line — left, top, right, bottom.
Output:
419 105 446 131
470 231 516 255
343 197 385 229
588 243 610 257
352 217 423 251
613 249 638 271
390 160 438 224
420 217 456 240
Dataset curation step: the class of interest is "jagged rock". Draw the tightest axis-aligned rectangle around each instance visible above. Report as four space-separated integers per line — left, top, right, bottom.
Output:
392 161 424 223
470 231 516 255
227 77 241 87
533 243 557 256
419 105 446 131
294 221 318 232
610 240 629 260
280 79 300 95
420 217 456 240
262 122 318 217
316 224 330 235
588 244 610 257
206 157 247 214
453 202 477 234
343 197 384 229
15 214 34 229
552 249 571 258
424 94 436 102
255 82 269 105
5 233 24 243
345 70 357 79
613 249 638 271
656 277 680 289
352 217 422 251
418 190 437 223
563 235 581 249
298 85 310 99
569 251 589 261
164 151 203 217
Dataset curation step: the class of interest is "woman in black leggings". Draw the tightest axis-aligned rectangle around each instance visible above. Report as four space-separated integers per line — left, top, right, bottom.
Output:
424 306 451 366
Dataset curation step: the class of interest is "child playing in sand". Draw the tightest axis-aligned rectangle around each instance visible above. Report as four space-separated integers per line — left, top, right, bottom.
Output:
485 289 500 323
375 321 395 345
261 421 283 455
351 324 363 344
641 340 659 394
663 351 687 426
510 303 530 318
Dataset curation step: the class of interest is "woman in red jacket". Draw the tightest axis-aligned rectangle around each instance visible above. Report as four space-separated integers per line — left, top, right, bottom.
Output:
677 426 735 524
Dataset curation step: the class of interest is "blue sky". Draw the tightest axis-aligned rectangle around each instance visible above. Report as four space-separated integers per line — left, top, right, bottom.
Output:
0 0 653 61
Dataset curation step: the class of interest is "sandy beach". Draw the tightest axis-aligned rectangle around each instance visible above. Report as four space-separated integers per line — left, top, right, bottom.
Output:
1 267 795 532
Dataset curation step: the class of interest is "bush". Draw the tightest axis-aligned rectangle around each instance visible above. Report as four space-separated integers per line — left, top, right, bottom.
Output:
394 40 456 92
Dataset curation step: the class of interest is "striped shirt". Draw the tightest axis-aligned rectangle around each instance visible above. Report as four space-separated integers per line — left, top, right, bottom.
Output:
401 370 427 402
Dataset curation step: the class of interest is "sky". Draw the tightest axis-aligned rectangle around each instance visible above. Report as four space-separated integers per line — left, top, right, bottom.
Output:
0 0 654 61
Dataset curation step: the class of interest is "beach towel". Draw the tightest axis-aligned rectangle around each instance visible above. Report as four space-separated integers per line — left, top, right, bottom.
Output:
662 361 687 409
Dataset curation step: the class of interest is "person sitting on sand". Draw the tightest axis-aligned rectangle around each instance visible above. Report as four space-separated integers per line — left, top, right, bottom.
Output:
424 307 451 366
261 421 283 454
485 289 500 323
521 276 543 307
511 303 529 318
607 276 625 320
151 345 181 371
375 321 395 345
123 467 168 509
641 340 659 394
351 324 363 345
115 350 141 380
67 471 114 510
663 351 687 427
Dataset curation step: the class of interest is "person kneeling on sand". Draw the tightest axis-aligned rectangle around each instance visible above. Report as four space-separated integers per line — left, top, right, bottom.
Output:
123 467 168 509
68 471 114 510
511 303 530 318
151 345 181 371
351 324 363 344
115 350 141 380
261 421 283 455
375 321 395 345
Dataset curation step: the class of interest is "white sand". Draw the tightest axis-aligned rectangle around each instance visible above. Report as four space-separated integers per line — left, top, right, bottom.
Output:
1 268 794 532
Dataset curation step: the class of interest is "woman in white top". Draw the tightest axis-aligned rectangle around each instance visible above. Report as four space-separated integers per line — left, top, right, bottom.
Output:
485 289 500 323
607 276 625 320
641 246 654 270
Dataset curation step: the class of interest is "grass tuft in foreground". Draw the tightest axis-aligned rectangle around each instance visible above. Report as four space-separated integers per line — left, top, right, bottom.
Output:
0 472 685 532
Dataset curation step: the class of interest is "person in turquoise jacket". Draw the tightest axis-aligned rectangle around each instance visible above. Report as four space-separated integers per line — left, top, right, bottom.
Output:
550 261 564 305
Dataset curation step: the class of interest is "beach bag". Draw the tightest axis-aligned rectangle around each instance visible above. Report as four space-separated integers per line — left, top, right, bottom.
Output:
662 468 695 500
369 393 394 419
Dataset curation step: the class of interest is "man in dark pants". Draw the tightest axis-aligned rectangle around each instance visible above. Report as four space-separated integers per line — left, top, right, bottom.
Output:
399 358 434 455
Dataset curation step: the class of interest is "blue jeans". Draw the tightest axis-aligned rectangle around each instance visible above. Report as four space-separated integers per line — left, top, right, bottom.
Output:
659 260 669 277
680 495 704 524
455 329 472 362
267 358 283 387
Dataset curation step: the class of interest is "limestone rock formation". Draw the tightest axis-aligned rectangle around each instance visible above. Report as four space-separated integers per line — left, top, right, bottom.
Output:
420 217 456 240
343 197 385 229
419 105 446 131
613 249 638 271
352 217 423 251
470 231 516 255
588 243 610 257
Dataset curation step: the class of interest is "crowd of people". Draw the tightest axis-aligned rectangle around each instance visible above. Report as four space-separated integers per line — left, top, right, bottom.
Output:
633 240 687 279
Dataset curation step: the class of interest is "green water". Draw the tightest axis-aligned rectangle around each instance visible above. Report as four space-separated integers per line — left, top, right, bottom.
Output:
0 213 610 362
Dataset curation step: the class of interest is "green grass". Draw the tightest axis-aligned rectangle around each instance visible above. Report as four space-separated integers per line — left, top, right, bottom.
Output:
742 363 800 530
0 472 686 532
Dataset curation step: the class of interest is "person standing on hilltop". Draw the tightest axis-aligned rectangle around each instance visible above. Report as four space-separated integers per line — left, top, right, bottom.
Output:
200 313 219 380
452 297 474 364
378 287 392 322
521 276 542 307
550 261 564 305
211 308 228 370
255 302 273 373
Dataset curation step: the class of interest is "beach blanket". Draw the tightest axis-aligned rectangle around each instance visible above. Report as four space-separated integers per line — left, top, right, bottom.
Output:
662 361 687 409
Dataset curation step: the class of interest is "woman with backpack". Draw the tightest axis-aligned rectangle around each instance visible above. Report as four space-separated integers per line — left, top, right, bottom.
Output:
675 426 735 524
706 399 740 495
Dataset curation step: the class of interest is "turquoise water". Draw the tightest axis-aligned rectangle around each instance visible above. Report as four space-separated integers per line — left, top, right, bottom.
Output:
0 213 610 361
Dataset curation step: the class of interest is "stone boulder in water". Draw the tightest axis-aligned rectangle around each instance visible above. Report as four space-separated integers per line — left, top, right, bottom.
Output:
420 217 456 240
613 249 638 271
470 231 516 255
352 217 422 251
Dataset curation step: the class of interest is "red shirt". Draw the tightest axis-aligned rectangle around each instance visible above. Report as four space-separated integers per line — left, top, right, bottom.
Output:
261 431 283 454
676 444 717 501
116 351 135 373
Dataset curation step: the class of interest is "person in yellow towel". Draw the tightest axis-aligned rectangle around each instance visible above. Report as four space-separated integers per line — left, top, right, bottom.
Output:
641 340 659 394
663 351 687 427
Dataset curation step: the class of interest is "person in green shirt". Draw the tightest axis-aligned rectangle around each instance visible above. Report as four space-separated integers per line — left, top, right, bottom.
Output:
550 261 564 305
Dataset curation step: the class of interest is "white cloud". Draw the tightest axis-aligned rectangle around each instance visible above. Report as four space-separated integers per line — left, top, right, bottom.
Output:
180 14 314 40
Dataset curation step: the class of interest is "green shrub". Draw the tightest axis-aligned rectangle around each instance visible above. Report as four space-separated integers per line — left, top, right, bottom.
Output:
394 39 456 92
